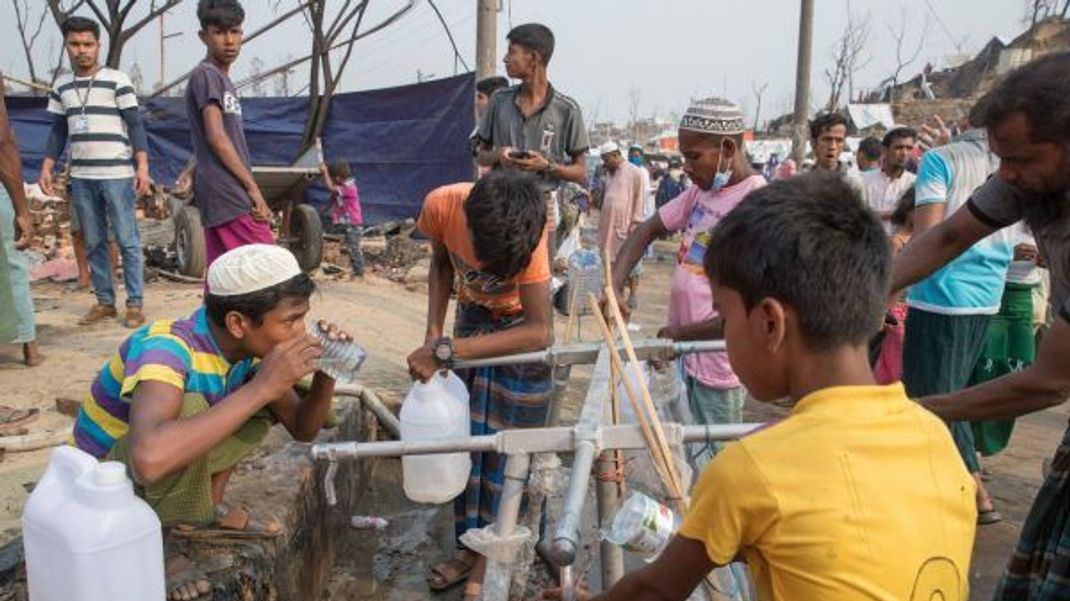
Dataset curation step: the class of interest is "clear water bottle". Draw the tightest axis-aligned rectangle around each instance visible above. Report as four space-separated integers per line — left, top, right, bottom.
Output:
307 322 367 383
567 248 604 313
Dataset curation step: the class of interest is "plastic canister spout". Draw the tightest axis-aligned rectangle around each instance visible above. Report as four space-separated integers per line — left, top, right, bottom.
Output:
74 462 136 508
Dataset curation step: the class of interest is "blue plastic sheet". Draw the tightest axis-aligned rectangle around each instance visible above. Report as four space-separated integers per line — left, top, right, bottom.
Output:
7 73 474 225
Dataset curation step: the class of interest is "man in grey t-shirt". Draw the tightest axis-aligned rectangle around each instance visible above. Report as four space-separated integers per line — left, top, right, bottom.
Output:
473 23 589 193
889 51 1070 598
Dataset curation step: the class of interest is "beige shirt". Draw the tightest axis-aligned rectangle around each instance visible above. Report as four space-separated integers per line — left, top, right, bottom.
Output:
598 161 646 258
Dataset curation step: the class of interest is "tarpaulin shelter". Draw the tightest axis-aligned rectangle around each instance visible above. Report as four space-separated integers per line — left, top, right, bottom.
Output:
7 73 475 226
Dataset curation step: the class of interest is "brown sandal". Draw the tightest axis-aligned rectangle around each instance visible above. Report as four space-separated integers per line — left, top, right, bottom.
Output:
172 505 282 540
0 406 38 434
427 551 477 591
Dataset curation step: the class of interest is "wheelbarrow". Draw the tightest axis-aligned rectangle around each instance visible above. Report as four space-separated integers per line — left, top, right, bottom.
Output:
171 141 326 277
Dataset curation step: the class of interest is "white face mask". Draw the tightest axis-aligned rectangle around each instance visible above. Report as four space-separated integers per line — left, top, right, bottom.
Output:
710 139 732 192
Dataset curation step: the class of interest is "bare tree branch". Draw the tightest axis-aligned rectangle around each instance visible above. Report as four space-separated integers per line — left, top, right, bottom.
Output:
751 81 768 131
12 0 51 89
824 9 870 111
148 1 312 99
881 8 931 100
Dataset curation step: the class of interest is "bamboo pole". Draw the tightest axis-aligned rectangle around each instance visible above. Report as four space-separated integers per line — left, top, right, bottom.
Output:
587 294 678 506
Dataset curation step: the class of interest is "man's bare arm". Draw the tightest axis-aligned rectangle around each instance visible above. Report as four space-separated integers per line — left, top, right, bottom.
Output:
890 204 994 295
922 317 1070 421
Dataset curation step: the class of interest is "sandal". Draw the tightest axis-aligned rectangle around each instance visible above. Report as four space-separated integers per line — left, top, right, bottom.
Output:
427 550 477 591
0 406 38 434
977 510 1003 525
172 504 283 540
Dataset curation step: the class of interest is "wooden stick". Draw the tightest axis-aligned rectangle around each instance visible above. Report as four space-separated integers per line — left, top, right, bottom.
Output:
607 345 627 497
563 278 581 344
603 283 685 503
588 294 676 501
600 250 686 507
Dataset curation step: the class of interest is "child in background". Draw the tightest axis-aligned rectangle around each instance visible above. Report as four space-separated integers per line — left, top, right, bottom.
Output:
326 161 365 279
874 188 915 384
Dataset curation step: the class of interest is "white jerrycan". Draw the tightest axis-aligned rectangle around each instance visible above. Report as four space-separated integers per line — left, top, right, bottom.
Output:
400 370 472 503
22 446 165 601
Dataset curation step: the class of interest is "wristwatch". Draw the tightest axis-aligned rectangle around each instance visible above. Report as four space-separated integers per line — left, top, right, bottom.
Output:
542 158 557 176
432 336 455 369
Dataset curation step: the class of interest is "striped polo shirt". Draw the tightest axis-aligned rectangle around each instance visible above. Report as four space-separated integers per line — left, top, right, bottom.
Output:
47 67 138 180
73 307 257 458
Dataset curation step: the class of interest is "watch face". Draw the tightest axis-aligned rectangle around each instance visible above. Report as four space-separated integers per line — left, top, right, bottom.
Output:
434 342 451 361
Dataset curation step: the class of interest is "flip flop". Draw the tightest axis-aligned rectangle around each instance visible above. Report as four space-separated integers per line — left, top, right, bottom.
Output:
977 510 1003 525
427 551 477 591
0 407 38 434
172 505 283 540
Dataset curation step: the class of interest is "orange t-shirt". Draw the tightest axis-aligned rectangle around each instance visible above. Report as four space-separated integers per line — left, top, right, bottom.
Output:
416 183 550 316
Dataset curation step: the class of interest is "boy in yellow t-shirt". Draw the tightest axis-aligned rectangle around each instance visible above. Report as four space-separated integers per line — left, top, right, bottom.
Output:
591 172 977 601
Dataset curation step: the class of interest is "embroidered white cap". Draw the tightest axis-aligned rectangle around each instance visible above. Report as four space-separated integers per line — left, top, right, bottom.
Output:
207 244 302 297
679 97 746 136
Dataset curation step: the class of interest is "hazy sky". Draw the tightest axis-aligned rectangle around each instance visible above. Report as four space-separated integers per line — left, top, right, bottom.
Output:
0 0 1028 124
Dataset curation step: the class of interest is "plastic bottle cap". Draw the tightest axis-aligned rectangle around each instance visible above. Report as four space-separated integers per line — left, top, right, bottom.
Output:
93 462 129 486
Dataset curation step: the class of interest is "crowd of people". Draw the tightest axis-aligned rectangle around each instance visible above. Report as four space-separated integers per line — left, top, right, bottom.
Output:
0 1 1068 600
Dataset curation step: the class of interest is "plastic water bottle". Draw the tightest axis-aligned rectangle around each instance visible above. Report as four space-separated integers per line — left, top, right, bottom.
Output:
567 248 604 313
307 322 367 383
400 370 471 503
605 491 679 560
22 446 165 601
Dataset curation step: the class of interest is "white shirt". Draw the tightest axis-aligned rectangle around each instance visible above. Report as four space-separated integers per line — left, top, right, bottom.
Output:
862 169 917 234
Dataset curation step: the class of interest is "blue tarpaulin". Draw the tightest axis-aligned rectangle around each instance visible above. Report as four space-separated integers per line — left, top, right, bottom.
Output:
7 72 474 225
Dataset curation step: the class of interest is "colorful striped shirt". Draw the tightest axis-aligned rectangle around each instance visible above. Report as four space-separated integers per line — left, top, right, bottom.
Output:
73 307 257 458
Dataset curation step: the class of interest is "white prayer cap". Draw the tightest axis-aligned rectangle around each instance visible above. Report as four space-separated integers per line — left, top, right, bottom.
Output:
598 141 620 156
207 244 302 297
679 97 746 136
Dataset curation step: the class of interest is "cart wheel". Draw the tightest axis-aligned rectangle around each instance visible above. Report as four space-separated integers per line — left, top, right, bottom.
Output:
174 205 207 278
289 204 324 272
167 195 185 221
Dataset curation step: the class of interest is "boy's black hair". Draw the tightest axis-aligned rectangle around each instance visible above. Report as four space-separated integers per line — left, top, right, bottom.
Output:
882 127 917 147
704 172 890 351
890 187 916 228
971 51 1070 144
507 23 555 66
205 273 315 329
464 170 546 280
809 112 848 140
476 76 510 96
61 16 100 40
329 161 352 180
198 0 245 29
857 136 882 161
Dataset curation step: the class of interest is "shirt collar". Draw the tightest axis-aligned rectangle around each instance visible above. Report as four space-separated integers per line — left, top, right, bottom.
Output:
791 383 910 419
512 83 556 118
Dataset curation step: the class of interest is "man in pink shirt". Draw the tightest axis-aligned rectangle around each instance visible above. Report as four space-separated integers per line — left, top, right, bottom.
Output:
610 98 765 464
596 141 646 307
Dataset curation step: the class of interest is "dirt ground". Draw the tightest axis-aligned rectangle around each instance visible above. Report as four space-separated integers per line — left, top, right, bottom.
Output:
1 250 1066 600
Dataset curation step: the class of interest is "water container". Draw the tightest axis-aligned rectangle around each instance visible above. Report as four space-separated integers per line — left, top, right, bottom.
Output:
567 248 604 314
308 322 368 383
400 371 471 503
22 446 165 601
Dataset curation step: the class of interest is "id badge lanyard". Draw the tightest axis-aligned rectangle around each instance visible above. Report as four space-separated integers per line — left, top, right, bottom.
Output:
73 67 99 134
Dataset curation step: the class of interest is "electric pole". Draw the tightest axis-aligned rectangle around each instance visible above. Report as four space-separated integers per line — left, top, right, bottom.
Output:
791 0 814 164
157 9 182 93
476 0 499 81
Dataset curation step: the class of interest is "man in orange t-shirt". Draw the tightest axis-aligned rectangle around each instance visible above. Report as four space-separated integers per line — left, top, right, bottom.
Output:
407 170 553 599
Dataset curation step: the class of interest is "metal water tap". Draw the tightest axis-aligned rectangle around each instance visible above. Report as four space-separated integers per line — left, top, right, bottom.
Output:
324 446 339 506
